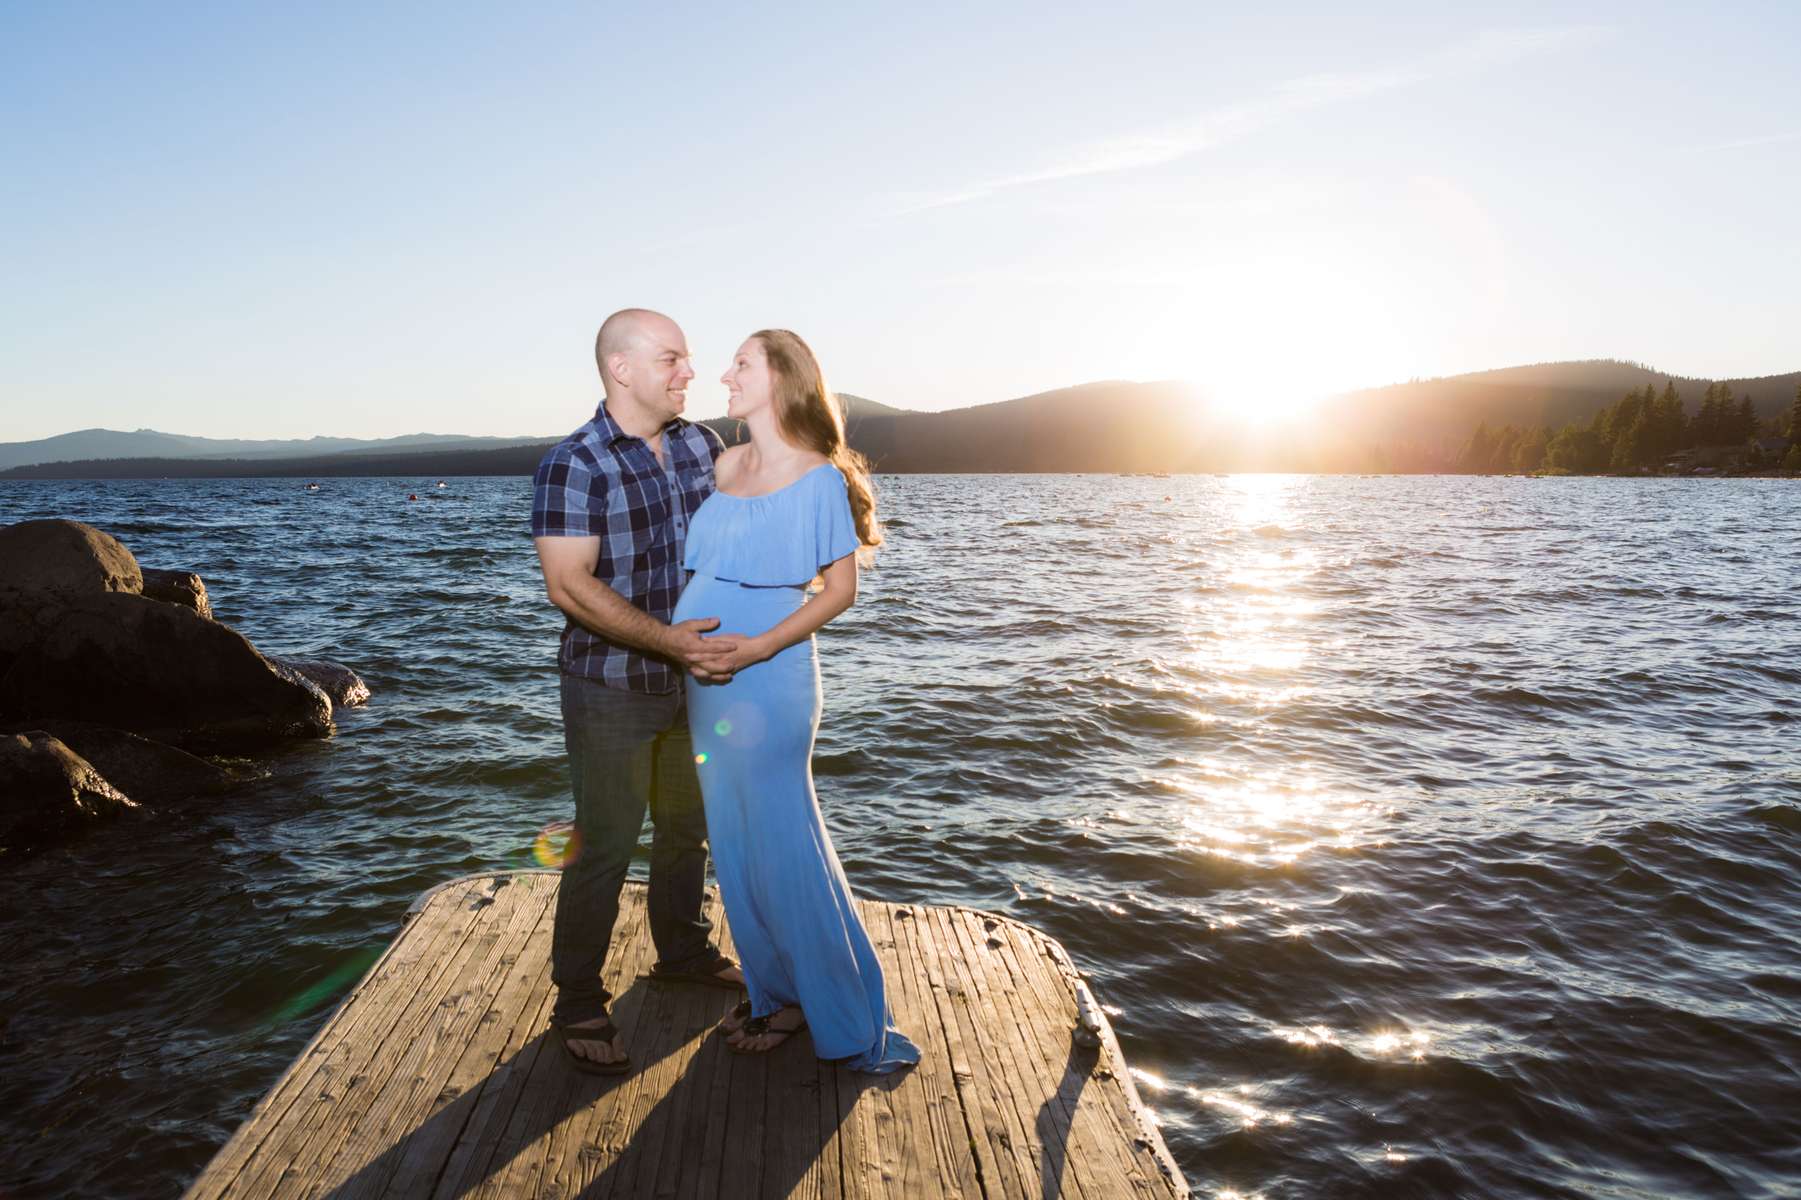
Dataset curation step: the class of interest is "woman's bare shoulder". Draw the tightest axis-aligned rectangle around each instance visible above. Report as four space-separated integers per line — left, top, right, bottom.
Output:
714 443 749 481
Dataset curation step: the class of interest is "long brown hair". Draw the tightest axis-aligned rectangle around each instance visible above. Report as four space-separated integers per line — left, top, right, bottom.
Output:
752 329 882 555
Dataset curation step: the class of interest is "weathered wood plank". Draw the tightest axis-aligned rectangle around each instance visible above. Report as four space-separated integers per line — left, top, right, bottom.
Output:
934 906 1084 1200
214 873 543 1200
881 906 981 1200
183 873 1188 1199
382 877 561 1199
185 875 491 1198
945 909 1109 1200
318 872 558 1199
910 906 1037 1199
865 903 953 1199
897 904 1002 1198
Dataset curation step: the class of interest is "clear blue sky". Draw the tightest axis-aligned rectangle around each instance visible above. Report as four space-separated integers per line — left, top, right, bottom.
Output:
3 2 1797 440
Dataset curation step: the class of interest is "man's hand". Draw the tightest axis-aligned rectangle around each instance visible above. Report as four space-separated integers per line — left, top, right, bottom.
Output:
661 618 742 683
697 633 771 677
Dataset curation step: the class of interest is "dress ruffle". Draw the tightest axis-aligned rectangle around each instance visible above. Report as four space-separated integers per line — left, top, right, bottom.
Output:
683 464 860 586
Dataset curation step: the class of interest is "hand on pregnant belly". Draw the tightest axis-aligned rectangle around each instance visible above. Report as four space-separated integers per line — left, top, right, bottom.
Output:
696 631 773 677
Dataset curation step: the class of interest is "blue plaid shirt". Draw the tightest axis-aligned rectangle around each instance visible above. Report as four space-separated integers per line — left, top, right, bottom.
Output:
531 402 726 693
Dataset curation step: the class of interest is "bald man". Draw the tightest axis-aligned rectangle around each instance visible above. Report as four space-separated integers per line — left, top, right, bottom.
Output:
531 309 745 1074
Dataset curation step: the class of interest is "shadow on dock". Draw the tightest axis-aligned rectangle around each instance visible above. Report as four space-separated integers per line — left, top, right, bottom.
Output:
319 986 870 1198
186 871 1187 1198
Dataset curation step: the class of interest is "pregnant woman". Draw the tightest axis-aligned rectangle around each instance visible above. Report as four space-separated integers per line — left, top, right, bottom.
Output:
671 329 919 1074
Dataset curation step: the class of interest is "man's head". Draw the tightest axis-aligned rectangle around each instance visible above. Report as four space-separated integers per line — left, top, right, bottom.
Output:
594 308 694 428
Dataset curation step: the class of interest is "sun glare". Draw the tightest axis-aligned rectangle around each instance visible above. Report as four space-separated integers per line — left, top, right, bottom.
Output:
1206 370 1328 428
1134 250 1414 428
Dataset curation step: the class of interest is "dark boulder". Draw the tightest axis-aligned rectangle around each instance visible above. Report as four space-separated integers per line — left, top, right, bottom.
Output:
0 519 142 605
0 720 242 804
268 657 371 707
0 600 55 677
0 731 137 852
140 568 213 620
0 593 333 749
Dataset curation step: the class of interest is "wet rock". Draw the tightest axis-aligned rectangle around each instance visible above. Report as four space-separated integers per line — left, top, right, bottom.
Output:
140 568 212 620
0 720 241 804
0 519 142 605
0 593 333 750
269 657 370 707
0 731 137 852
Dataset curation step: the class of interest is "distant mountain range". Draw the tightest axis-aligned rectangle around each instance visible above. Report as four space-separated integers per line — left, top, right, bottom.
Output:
0 429 548 472
2 365 1794 478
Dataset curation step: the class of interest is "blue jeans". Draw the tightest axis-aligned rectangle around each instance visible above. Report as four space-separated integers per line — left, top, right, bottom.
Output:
551 673 716 1025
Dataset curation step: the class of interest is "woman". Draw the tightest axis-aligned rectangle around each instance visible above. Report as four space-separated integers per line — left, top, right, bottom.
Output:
671 329 919 1073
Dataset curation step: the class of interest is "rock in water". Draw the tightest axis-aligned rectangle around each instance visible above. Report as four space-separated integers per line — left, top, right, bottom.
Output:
0 720 241 804
0 519 143 604
0 601 52 675
140 568 213 620
268 657 371 707
0 593 333 749
0 731 138 852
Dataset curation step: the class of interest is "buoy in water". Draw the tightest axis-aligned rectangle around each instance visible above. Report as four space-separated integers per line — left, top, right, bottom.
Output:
408 493 418 501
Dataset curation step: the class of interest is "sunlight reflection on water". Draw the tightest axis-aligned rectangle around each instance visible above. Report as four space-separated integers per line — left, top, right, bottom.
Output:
4 473 1800 1200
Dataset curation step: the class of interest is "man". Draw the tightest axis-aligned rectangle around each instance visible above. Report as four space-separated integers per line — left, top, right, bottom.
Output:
531 308 744 1074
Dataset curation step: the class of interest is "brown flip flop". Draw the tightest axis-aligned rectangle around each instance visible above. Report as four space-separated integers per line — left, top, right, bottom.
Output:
646 951 744 991
553 1019 632 1076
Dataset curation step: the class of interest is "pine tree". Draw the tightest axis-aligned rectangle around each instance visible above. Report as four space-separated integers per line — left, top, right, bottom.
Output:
1490 425 1520 473
1735 395 1759 442
1457 421 1495 473
1513 426 1550 472
1655 381 1687 457
1547 423 1605 473
1695 383 1721 446
1788 382 1801 439
1611 413 1651 471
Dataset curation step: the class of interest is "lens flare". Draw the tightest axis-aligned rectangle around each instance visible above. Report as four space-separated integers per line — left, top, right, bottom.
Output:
694 752 708 765
260 946 385 1028
719 702 767 748
533 821 583 869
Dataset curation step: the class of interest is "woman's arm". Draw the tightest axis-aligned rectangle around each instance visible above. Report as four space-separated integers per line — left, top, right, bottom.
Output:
701 553 857 674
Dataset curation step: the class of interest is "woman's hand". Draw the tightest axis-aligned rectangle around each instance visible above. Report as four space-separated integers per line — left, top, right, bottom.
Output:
694 556 857 684
695 632 772 678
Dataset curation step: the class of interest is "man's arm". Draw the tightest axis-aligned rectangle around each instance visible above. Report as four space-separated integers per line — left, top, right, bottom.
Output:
533 536 741 678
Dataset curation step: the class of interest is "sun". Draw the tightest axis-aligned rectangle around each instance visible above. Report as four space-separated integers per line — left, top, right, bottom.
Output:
1204 366 1330 428
1128 251 1415 429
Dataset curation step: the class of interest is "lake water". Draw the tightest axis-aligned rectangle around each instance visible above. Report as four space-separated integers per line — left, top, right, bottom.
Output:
2 474 1798 1199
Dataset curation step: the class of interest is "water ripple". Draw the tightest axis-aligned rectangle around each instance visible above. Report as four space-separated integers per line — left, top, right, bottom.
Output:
2 474 1799 1197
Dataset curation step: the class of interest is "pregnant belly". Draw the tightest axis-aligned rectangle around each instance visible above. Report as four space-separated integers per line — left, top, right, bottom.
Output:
673 574 808 640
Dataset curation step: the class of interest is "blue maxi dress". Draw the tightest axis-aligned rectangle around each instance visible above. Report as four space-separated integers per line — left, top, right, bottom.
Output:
671 463 919 1073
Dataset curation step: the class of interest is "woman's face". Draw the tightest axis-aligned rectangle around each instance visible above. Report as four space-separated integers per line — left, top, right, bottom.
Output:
721 338 774 421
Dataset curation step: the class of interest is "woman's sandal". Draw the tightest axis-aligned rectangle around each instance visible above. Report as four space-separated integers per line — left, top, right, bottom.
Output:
553 1019 632 1076
727 1006 808 1055
720 999 753 1037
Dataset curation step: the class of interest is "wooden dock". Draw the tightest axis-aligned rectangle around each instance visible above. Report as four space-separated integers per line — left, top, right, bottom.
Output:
184 871 1187 1198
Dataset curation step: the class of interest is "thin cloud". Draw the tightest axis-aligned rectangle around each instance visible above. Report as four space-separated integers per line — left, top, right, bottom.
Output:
1682 130 1801 152
895 25 1609 214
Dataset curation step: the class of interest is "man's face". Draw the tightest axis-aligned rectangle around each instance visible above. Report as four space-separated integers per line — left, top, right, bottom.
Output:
622 318 695 423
